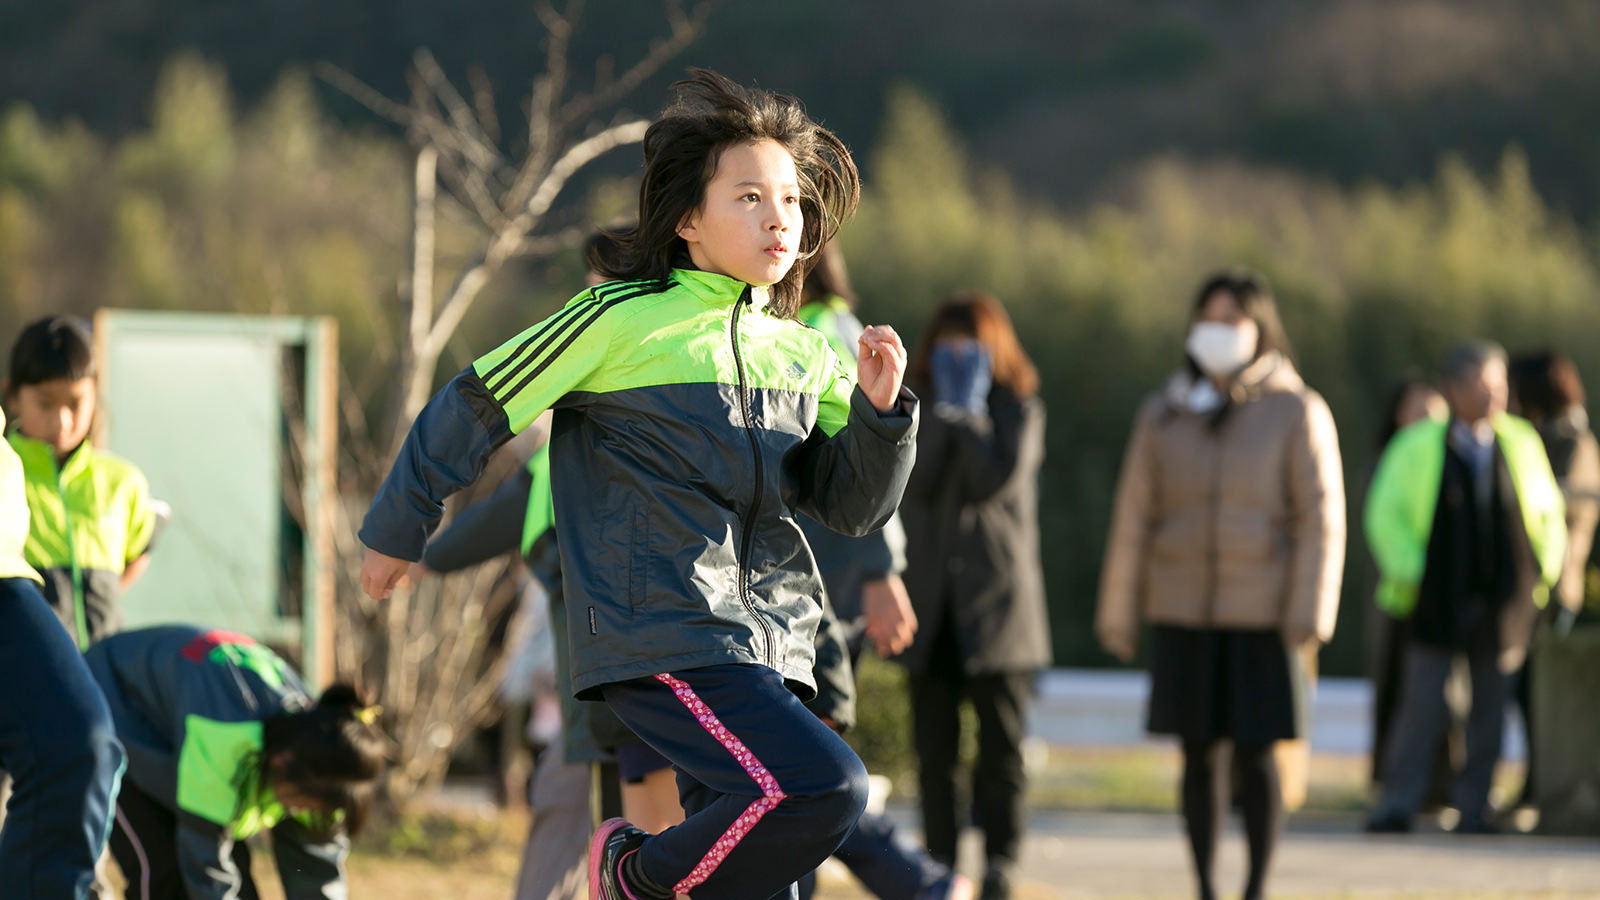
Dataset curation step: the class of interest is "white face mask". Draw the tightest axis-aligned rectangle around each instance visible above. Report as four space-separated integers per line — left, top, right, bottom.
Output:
1185 321 1259 377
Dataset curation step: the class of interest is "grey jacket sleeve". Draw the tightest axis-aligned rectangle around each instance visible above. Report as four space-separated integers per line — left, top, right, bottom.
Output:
796 385 920 537
359 370 514 561
271 818 350 900
421 467 533 573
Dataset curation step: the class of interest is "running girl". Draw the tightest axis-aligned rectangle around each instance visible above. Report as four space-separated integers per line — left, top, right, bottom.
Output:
359 68 917 900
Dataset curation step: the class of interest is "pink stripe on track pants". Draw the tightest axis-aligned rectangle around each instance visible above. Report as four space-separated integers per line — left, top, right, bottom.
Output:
599 663 868 900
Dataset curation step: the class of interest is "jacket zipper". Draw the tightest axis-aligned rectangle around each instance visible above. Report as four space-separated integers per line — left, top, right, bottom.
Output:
54 459 89 649
729 290 776 668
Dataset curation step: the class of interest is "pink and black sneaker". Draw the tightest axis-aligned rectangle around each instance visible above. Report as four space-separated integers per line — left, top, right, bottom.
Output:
588 817 653 900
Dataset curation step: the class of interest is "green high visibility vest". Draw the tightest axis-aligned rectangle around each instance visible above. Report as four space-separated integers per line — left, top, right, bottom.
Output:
1365 414 1567 617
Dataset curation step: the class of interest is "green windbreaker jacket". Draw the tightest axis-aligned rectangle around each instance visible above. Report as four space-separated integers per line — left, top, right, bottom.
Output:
10 433 159 647
362 269 919 700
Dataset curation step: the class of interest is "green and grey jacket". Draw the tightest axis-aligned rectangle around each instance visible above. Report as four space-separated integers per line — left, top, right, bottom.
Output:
362 269 919 700
85 626 348 900
10 433 160 647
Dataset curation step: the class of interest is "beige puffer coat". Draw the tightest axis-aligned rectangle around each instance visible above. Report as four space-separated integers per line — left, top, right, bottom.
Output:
1095 353 1345 657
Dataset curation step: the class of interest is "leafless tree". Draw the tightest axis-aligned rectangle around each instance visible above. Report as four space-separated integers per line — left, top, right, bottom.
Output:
316 0 712 806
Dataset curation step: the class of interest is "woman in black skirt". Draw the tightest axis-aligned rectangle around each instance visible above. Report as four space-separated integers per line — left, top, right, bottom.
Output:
1095 271 1345 900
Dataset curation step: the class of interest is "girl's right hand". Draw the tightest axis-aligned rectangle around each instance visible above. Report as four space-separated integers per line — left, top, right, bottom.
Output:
361 548 412 600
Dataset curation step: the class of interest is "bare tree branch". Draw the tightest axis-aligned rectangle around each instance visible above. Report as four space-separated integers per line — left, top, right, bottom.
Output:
511 224 588 259
412 49 503 173
421 119 646 360
523 0 578 187
560 0 713 129
520 119 649 226
540 0 579 133
315 63 413 127
467 66 501 146
409 144 438 353
420 254 502 364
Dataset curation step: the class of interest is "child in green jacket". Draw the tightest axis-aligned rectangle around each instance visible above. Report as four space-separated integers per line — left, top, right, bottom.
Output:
5 315 163 648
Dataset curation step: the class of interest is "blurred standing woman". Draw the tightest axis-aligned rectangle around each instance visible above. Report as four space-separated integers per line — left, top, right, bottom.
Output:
899 292 1050 900
1095 272 1345 900
1507 351 1600 810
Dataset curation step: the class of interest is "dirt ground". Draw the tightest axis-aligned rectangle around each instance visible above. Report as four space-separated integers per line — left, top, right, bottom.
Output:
119 746 1560 900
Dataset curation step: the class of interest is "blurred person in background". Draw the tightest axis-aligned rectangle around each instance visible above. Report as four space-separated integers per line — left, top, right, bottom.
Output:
796 244 973 900
1506 350 1599 814
900 291 1050 900
1367 380 1453 799
1365 340 1566 834
88 626 384 900
5 314 165 649
1096 271 1344 900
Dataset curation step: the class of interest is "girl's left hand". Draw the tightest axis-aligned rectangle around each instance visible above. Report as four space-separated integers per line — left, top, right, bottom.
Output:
857 324 908 413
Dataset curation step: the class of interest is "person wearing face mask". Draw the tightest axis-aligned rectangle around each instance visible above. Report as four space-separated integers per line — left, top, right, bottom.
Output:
1365 341 1566 834
1096 271 1345 900
899 292 1049 900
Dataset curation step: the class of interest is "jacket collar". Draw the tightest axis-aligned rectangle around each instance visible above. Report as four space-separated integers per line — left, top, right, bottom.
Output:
7 431 91 480
1161 351 1301 413
670 268 770 310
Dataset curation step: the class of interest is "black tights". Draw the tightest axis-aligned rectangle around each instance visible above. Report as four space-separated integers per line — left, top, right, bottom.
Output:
1181 739 1282 900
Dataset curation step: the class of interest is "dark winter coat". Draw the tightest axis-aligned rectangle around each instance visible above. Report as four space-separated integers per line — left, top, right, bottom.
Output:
898 385 1051 675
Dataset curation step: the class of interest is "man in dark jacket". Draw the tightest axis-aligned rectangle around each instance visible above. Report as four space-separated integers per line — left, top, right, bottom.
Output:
1366 341 1566 833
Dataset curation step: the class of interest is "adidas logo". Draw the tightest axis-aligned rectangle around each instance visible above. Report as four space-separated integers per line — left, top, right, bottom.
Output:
786 361 807 380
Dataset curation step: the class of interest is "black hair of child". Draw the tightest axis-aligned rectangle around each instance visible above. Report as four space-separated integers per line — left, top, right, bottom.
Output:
259 683 386 836
588 67 861 319
8 315 96 389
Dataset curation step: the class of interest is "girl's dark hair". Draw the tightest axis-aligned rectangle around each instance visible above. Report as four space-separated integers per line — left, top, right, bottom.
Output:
583 231 621 278
1377 377 1441 450
799 241 857 310
260 683 385 836
909 291 1039 398
8 315 95 390
1186 270 1295 373
588 68 860 318
1510 351 1586 424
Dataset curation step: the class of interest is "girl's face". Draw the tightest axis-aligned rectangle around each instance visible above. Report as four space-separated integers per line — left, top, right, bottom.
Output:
7 376 96 460
678 140 802 287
